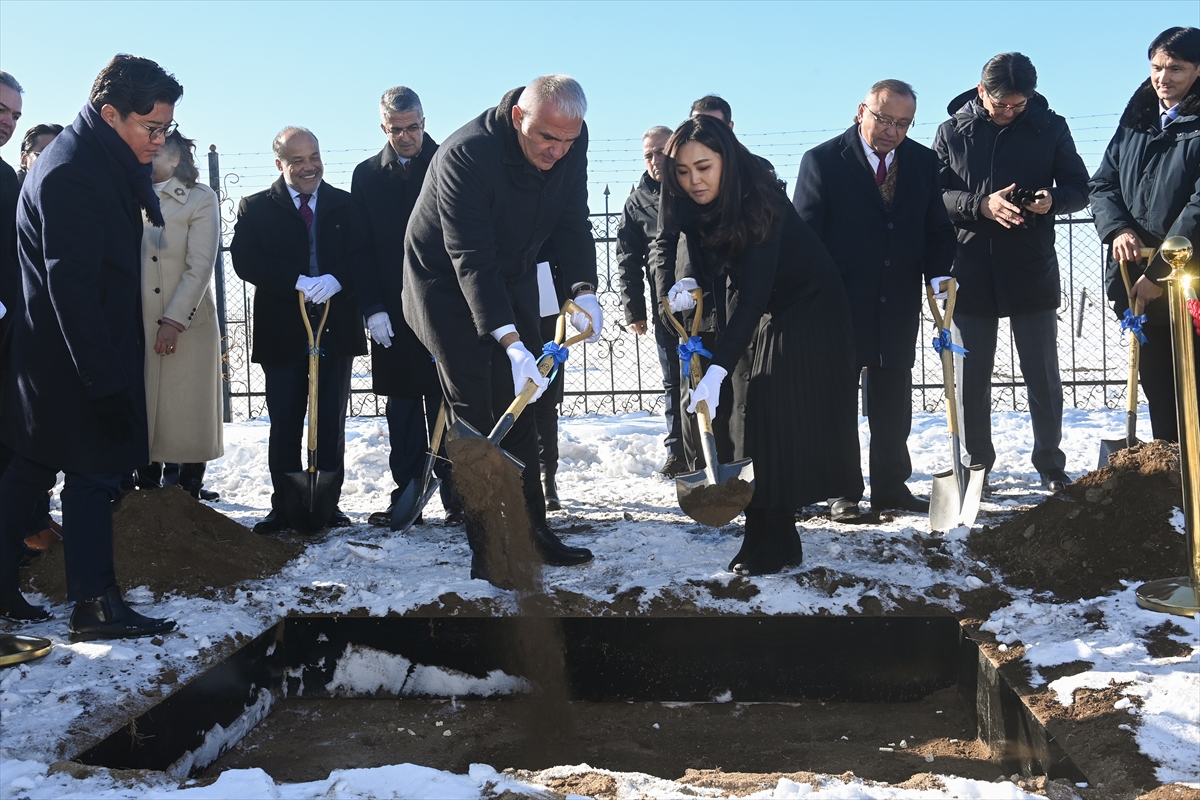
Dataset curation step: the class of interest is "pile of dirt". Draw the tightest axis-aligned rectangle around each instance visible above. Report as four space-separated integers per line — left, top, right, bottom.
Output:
968 441 1188 601
22 487 303 603
679 477 753 527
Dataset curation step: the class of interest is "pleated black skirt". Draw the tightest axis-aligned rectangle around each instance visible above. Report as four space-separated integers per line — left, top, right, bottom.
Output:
743 301 864 509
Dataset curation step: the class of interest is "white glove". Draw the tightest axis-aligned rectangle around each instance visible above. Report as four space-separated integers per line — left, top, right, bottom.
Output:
687 364 727 417
570 292 604 344
0 299 6 320
930 276 953 300
295 275 316 294
305 274 343 304
668 278 700 313
367 312 394 347
505 341 549 403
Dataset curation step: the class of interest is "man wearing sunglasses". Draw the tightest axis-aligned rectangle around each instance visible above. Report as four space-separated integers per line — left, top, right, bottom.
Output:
794 79 957 521
934 53 1089 494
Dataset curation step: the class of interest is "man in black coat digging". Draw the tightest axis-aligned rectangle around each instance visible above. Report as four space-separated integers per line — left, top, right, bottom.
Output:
794 79 957 519
1090 26 1200 444
0 55 180 640
352 86 461 528
230 127 367 533
934 53 1089 492
402 75 603 583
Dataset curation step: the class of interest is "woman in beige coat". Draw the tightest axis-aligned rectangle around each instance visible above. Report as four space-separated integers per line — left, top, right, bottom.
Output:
138 131 224 498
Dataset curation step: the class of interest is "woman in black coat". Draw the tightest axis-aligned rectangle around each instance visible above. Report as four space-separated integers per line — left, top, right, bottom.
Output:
658 116 862 575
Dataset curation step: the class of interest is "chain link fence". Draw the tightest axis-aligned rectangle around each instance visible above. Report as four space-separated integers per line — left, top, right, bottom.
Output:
209 152 1133 423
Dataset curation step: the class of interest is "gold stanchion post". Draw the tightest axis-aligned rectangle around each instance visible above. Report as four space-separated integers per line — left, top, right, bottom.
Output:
1136 236 1200 617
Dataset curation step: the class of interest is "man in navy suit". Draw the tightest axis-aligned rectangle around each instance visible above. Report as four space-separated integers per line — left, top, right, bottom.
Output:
793 79 957 519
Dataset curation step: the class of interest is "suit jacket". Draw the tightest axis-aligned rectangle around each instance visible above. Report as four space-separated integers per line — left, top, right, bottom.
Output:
0 156 19 390
1 112 149 472
230 177 367 364
402 86 597 377
351 136 440 397
793 126 956 369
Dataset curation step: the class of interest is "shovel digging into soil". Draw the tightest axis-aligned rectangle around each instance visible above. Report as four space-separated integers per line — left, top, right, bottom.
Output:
276 292 342 533
1098 251 1157 467
390 403 447 532
662 292 755 527
925 279 986 533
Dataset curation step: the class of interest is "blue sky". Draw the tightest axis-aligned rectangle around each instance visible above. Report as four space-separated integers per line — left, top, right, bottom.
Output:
1 0 1195 212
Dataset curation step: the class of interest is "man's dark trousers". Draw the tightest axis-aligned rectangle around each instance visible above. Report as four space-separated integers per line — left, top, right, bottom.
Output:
862 366 914 500
0 455 120 602
654 317 684 460
386 392 452 506
437 345 547 533
263 349 353 510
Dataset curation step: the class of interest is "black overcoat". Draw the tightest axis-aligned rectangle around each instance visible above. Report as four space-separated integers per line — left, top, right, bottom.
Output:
351 137 439 397
933 90 1090 318
1 113 149 472
1090 80 1200 325
793 126 956 369
616 172 665 325
0 155 18 388
230 177 367 364
402 87 597 376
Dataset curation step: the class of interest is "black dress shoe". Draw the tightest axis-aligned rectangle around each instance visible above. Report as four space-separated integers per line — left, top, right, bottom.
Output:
829 499 863 522
871 491 931 514
1 590 51 622
544 475 561 511
368 508 393 528
659 455 686 478
445 506 466 526
532 525 593 566
69 586 175 643
1041 471 1072 492
328 509 353 528
198 487 220 502
252 510 292 534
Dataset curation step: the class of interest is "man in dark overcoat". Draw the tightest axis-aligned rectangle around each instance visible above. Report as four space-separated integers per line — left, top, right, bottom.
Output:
230 126 367 533
1090 26 1200 443
402 75 603 584
0 55 179 641
352 86 460 527
934 53 1089 491
0 71 22 411
794 79 956 518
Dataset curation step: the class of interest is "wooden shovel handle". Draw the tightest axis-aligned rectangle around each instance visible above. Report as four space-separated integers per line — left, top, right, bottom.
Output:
297 291 332 461
925 279 962 437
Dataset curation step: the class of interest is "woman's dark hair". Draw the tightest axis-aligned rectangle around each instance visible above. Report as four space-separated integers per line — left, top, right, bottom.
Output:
980 52 1038 99
21 123 63 154
1149 27 1200 64
162 130 199 188
89 54 183 117
660 114 786 257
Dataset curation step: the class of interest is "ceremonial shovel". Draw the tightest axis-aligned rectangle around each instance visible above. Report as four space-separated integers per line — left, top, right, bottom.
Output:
925 279 986 533
277 292 342 533
662 291 755 527
390 402 446 532
1099 259 1146 468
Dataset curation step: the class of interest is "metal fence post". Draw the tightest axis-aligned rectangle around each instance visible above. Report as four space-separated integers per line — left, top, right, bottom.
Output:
208 145 233 424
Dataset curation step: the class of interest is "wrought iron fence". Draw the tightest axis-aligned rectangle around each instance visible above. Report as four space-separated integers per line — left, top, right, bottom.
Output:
208 149 1134 423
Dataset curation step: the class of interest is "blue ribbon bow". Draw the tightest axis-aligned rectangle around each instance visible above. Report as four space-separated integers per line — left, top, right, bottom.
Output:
307 345 325 357
1121 308 1148 346
678 336 712 369
538 341 570 382
931 329 967 357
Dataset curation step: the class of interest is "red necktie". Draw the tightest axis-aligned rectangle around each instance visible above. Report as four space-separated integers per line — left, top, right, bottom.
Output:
298 193 314 229
873 152 888 186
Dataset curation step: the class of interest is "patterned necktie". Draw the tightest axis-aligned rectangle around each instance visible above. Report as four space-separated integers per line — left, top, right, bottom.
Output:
873 152 888 186
298 193 314 229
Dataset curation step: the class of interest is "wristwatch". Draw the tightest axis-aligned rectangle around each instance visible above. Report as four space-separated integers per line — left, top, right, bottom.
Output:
572 282 597 297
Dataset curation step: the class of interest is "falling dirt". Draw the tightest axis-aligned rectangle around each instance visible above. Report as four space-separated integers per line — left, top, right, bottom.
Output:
968 441 1188 601
21 487 301 603
679 478 753 527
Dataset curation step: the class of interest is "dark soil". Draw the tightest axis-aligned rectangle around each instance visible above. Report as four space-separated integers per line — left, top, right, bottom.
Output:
21 487 302 603
968 441 1187 601
679 478 753 527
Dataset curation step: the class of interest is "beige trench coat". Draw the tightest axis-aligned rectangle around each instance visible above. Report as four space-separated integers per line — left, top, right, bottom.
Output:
142 177 224 463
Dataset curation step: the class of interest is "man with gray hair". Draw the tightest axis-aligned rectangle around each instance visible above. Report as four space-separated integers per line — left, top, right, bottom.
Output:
617 124 686 477
352 87 461 528
231 126 366 533
403 75 602 585
793 79 957 520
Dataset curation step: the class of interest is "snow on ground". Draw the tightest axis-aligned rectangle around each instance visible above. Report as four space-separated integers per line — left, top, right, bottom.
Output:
1 406 1197 798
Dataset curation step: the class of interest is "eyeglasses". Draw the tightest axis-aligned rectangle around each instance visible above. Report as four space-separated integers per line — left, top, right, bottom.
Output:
987 96 1028 113
386 123 424 139
862 106 913 132
135 119 178 140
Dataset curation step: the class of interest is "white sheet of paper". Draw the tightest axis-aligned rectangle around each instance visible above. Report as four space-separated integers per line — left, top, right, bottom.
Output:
537 261 560 317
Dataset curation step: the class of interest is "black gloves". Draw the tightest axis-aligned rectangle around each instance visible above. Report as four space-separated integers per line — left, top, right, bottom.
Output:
91 388 138 442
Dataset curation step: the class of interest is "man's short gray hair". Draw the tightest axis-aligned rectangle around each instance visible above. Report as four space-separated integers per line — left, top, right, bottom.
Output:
273 126 318 159
866 79 917 103
643 125 672 141
517 74 587 119
0 71 23 94
380 86 423 117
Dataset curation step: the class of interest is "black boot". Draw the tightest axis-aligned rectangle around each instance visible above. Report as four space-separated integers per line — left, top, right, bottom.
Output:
532 525 593 566
543 470 561 512
738 510 802 576
1 589 50 622
68 586 176 643
728 509 767 572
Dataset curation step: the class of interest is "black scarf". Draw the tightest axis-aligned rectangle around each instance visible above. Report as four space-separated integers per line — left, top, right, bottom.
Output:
79 102 164 227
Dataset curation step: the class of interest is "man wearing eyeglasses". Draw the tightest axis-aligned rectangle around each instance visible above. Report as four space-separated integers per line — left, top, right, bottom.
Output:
351 86 461 528
934 53 1089 494
793 79 957 521
0 55 181 640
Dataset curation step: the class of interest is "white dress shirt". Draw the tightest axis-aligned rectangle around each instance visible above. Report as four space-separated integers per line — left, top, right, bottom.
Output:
859 130 894 174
